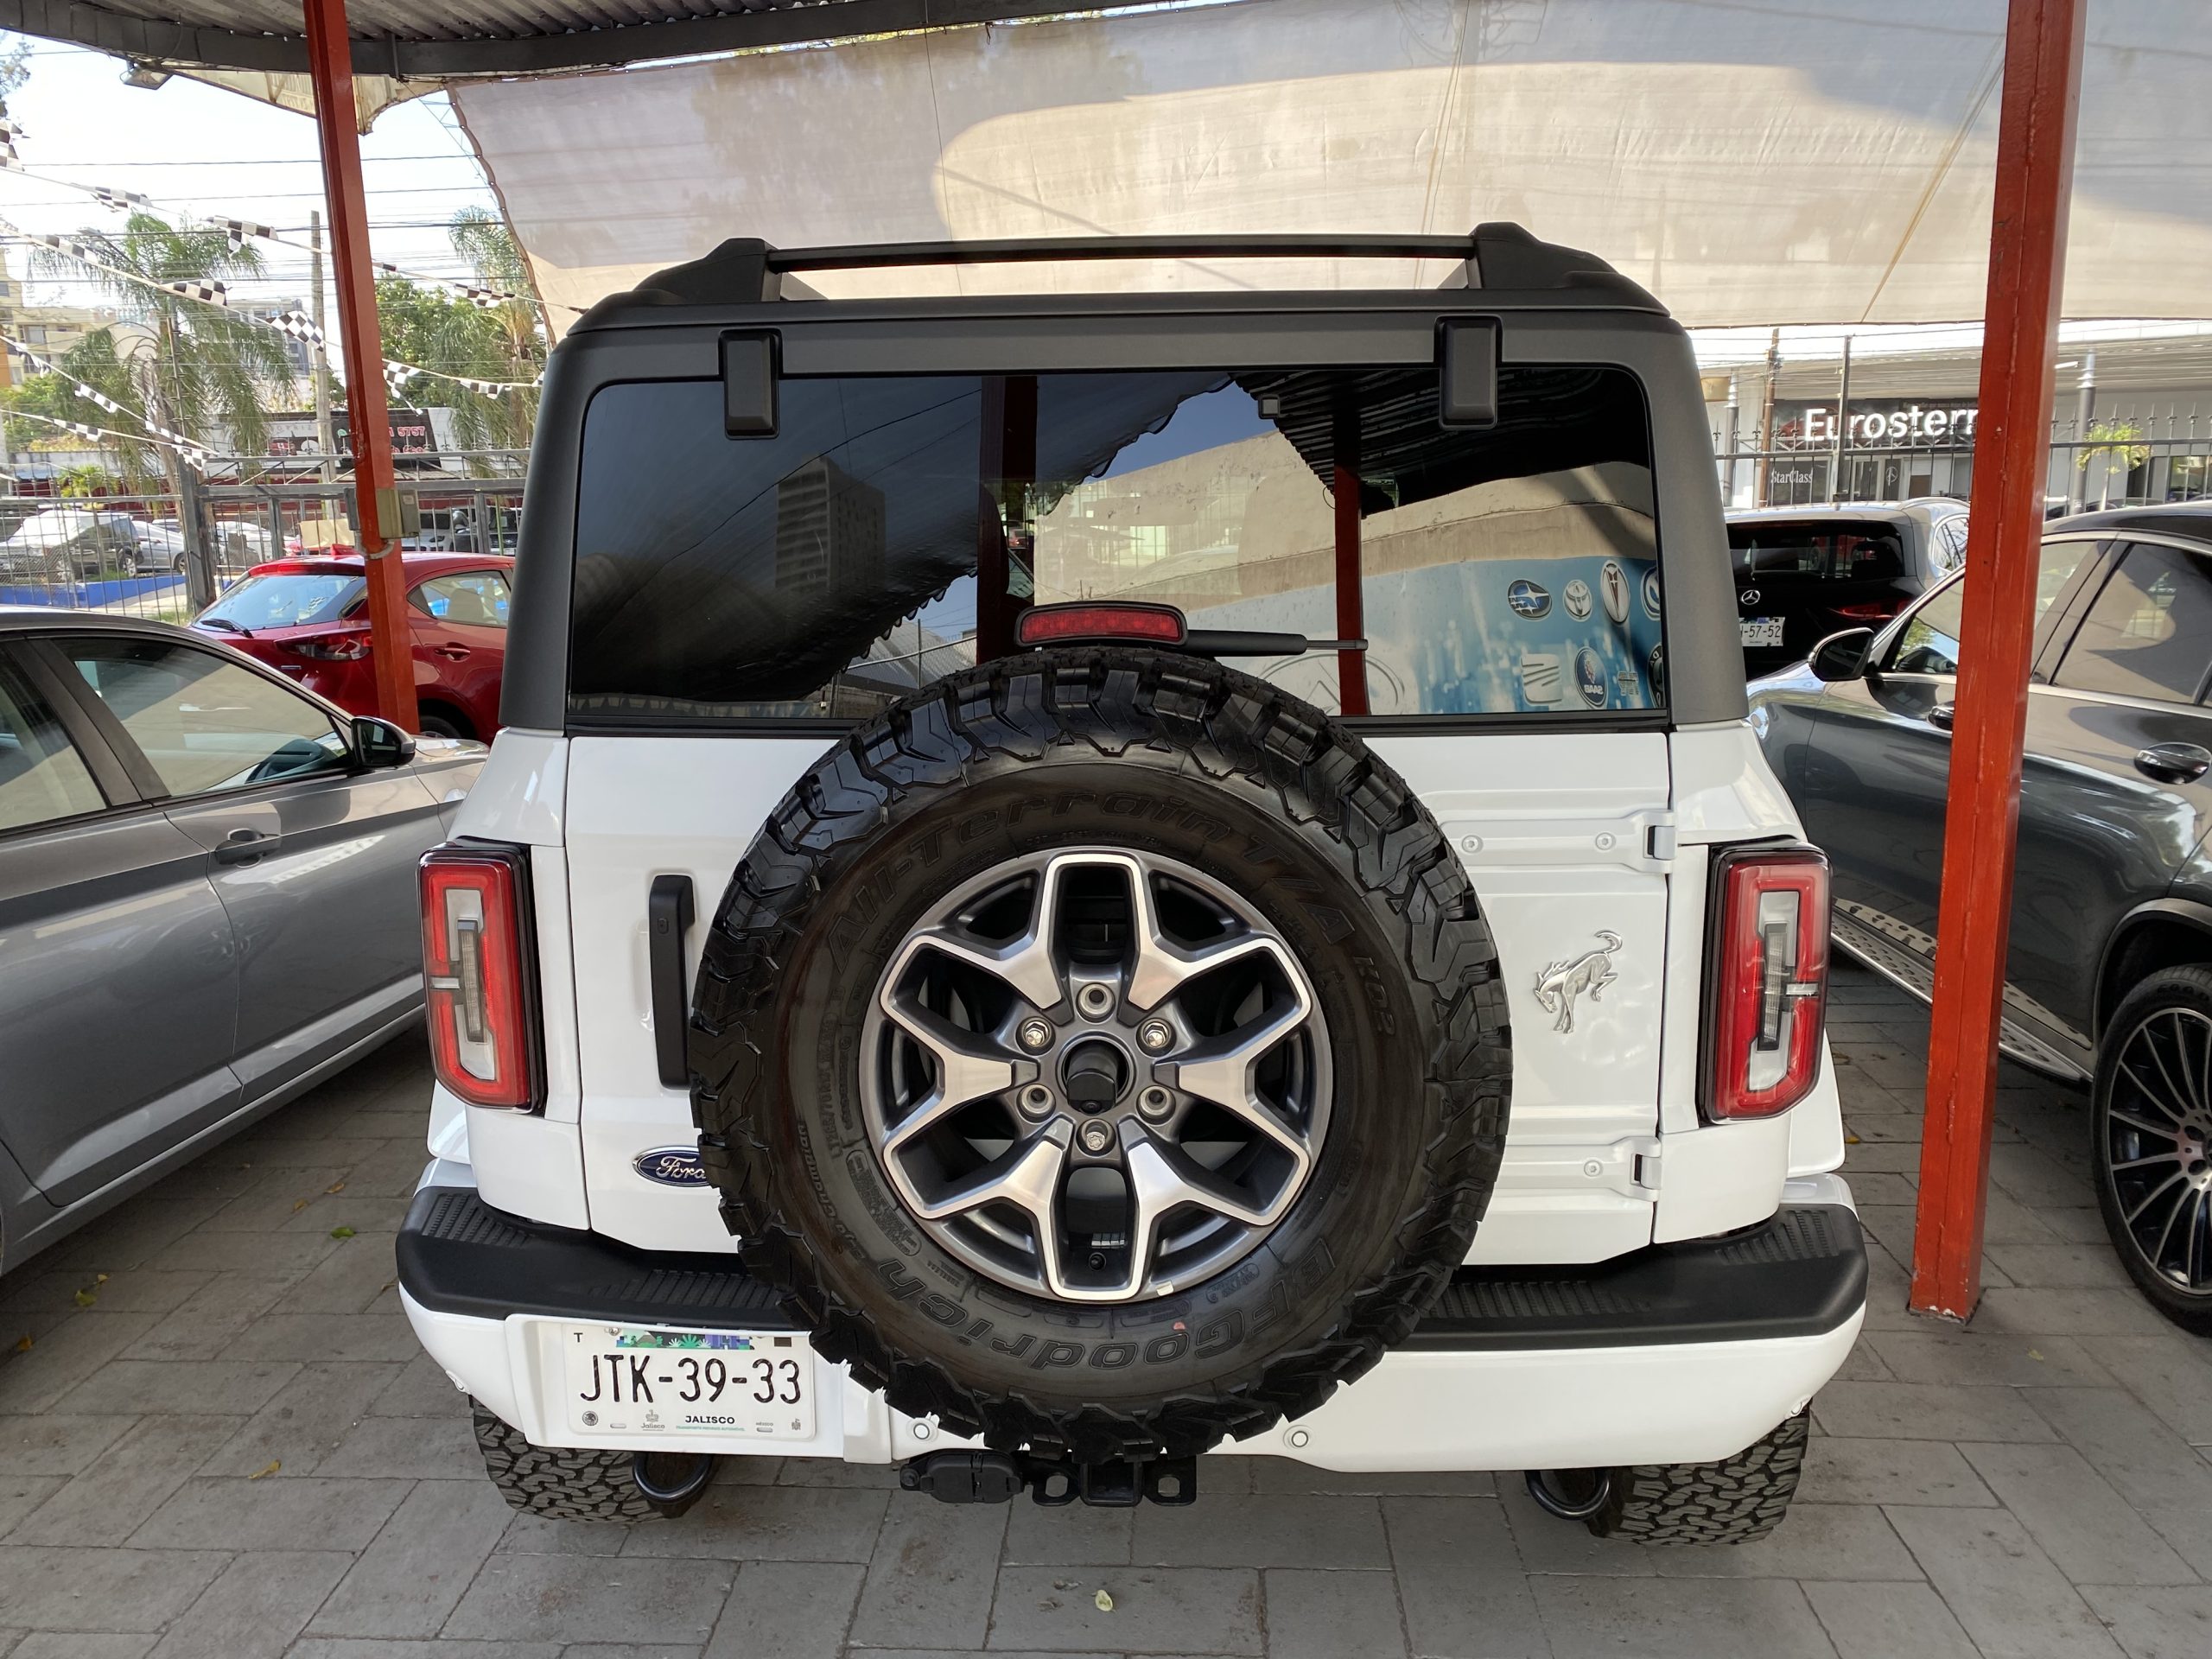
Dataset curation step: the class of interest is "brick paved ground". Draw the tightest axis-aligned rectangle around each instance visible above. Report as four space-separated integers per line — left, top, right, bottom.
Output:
4 959 2212 1657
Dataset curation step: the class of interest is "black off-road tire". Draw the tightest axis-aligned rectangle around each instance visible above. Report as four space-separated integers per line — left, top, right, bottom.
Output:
1587 1411 1809 1545
690 648 1510 1463
471 1402 708 1522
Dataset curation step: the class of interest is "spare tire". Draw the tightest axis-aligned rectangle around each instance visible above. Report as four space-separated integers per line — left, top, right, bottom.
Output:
691 648 1510 1460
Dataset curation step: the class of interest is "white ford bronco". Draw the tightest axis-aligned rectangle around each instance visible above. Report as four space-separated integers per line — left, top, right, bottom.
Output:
398 227 1864 1542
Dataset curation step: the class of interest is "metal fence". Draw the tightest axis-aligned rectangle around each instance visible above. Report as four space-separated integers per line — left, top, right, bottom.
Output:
0 476 528 622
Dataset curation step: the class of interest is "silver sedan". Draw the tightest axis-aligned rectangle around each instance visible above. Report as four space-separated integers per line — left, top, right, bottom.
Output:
0 608 481 1270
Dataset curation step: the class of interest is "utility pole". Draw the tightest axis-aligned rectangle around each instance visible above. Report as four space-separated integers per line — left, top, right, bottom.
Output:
1755 327 1782 505
310 209 337 488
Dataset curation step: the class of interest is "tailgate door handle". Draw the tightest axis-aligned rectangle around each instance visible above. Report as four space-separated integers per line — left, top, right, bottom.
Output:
649 874 696 1089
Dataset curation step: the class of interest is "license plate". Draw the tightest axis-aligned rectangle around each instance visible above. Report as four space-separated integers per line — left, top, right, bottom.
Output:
1739 616 1786 648
559 1325 815 1440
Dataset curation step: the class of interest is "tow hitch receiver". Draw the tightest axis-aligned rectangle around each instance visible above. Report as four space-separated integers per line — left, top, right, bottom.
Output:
900 1450 1198 1507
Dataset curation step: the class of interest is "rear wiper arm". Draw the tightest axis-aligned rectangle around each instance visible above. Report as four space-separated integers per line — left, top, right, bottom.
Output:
1182 631 1365 658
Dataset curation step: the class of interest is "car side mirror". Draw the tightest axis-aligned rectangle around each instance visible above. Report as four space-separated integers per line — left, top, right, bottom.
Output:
1808 626 1877 683
352 715 416 769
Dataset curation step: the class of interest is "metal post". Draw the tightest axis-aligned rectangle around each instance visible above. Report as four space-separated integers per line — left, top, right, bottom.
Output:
302 0 417 731
1828 337 1853 503
1722 373 1741 506
2066 347 2096 511
1332 401 1368 716
1756 327 1782 505
177 462 216 611
310 209 337 487
1910 0 2085 1321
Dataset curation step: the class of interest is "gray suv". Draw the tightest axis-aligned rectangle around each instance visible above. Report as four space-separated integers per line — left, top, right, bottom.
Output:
1750 504 2212 1331
0 610 480 1270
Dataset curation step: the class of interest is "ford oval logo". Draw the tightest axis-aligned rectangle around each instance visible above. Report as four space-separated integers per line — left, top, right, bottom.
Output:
633 1147 709 1186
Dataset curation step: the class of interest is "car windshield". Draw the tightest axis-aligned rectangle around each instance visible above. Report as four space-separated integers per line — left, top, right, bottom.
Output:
197 571 364 631
571 365 1662 722
1729 521 1908 582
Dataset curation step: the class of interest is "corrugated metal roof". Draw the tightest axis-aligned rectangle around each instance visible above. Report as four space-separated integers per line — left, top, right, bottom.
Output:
0 1 1087 75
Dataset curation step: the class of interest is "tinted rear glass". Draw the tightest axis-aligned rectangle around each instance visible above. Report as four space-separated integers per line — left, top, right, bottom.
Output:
1728 522 1907 582
570 365 1661 723
197 572 363 631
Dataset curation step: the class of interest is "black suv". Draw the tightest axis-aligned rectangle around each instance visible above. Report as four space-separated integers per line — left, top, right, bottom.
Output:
1751 504 2212 1330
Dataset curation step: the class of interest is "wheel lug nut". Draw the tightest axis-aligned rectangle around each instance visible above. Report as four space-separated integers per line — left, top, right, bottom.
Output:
1017 1017 1054 1052
1078 1119 1115 1155
1139 1085 1173 1122
1076 983 1116 1019
1017 1084 1054 1119
1138 1019 1173 1053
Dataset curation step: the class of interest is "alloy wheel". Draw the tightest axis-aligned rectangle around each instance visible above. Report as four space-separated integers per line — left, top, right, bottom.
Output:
2102 1005 2212 1296
859 848 1332 1304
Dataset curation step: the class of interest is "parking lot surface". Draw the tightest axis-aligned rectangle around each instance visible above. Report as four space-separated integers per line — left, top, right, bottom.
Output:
3 961 2209 1657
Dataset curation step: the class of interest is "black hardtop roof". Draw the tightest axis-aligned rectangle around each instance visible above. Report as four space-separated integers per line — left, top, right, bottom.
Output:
572 223 1664 333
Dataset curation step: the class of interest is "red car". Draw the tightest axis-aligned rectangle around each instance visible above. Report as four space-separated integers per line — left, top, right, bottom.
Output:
191 553 514 741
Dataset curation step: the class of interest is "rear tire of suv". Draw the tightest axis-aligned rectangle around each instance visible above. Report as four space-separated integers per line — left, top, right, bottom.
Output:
1549 1410 1808 1546
2094 965 2212 1336
472 1402 711 1522
691 648 1510 1463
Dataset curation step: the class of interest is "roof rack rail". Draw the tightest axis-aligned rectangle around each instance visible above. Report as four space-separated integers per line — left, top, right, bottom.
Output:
605 224 1651 314
762 233 1479 271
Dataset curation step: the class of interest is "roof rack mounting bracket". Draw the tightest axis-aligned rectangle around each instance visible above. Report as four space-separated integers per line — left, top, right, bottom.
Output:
1440 317 1502 429
721 330 779 438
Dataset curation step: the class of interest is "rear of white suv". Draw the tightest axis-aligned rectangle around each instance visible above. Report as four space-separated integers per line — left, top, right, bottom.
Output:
399 226 1863 1540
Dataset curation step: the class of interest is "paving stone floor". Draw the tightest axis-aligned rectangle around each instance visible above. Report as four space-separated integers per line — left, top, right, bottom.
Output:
4 960 2212 1656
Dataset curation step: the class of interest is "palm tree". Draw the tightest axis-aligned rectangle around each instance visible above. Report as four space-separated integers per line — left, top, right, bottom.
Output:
32 211 296 508
381 207 545 469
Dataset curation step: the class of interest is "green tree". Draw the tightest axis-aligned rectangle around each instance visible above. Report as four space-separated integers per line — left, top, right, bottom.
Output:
32 211 295 504
2 330 165 491
378 207 543 470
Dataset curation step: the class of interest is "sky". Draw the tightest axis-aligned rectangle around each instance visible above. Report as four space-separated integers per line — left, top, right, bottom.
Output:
0 31 503 373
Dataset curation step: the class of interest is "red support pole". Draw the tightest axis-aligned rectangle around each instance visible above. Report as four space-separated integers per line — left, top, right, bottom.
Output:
1910 0 2084 1319
302 0 417 733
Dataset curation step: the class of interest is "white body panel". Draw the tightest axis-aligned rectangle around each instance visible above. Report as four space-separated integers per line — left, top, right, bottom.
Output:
448 716 1837 1263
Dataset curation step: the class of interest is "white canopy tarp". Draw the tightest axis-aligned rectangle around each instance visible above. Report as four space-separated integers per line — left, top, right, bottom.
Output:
449 0 2212 334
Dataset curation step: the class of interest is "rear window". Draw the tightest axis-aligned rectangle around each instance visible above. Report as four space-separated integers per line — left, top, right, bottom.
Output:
569 365 1662 723
197 571 363 632
1728 522 1907 582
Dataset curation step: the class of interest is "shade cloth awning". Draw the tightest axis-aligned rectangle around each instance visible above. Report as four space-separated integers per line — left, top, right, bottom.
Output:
441 0 2212 333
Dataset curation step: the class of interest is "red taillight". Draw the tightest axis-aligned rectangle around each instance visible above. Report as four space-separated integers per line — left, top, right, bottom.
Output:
420 844 541 1110
296 631 371 661
1832 599 1907 621
1016 601 1186 647
1705 846 1829 1121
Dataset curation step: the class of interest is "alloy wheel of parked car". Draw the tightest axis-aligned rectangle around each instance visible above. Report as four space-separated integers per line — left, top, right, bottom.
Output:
2094 966 2212 1334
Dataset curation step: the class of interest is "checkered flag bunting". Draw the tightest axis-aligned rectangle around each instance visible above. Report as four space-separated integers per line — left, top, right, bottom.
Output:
0 117 20 168
384 359 414 400
161 278 228 305
3 333 208 468
217 216 276 255
92 186 151 213
266 310 325 346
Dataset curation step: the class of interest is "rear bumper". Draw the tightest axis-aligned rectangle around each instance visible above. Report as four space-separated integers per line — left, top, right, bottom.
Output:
399 1165 1865 1472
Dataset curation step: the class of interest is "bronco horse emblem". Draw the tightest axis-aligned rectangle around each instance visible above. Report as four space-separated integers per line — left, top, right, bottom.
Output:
1533 931 1623 1033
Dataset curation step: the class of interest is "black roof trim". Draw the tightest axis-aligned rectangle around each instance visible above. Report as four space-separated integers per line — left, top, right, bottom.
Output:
582 224 1657 327
0 1 1090 79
